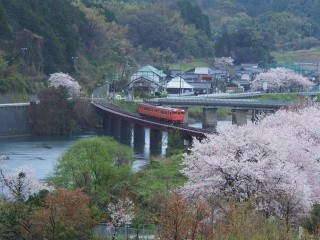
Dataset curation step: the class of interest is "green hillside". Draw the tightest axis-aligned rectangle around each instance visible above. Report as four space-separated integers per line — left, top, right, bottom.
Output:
1 0 320 95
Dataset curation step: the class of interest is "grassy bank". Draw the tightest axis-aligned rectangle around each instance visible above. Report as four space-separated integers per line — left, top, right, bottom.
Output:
257 93 300 101
136 154 186 200
169 58 211 71
272 47 320 64
188 106 232 121
111 99 139 113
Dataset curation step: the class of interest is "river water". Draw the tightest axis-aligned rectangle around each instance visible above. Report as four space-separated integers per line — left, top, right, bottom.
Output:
0 120 237 182
0 130 167 182
0 133 98 181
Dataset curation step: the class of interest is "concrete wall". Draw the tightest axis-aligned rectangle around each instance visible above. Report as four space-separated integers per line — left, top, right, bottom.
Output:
0 104 31 135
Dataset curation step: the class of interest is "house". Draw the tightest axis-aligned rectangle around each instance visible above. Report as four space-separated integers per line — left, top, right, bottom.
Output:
225 82 244 93
232 80 251 91
193 67 215 82
170 69 184 77
129 65 167 96
194 66 211 75
235 63 264 81
130 65 166 83
181 67 228 93
192 82 213 95
181 73 200 83
128 76 164 96
166 76 194 94
210 67 229 79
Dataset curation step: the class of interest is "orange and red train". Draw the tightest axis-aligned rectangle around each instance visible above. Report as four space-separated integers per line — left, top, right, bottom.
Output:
138 103 185 123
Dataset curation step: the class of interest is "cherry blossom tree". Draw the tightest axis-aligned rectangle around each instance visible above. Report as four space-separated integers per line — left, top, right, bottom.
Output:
108 198 134 239
48 72 81 97
252 67 313 92
181 105 320 226
214 57 234 69
0 166 53 201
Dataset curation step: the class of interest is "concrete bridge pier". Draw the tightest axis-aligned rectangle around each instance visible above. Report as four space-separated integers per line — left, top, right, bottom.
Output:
182 107 189 124
251 109 259 123
102 113 112 135
120 121 133 146
110 116 121 141
232 109 248 126
150 128 162 156
183 135 193 146
202 107 218 130
133 124 145 154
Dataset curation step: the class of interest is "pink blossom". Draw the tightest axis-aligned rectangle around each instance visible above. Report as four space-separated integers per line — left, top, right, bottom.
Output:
0 166 54 201
48 72 81 97
182 105 320 218
108 198 134 227
252 68 313 92
214 57 234 68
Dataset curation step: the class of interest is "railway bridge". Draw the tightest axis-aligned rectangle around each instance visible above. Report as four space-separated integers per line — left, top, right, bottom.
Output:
144 97 299 128
91 99 213 154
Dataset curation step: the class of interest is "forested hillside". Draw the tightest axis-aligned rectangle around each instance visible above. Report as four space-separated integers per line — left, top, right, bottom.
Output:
0 0 319 94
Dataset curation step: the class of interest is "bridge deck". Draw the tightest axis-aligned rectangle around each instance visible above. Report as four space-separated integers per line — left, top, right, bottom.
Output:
144 98 298 109
92 99 213 139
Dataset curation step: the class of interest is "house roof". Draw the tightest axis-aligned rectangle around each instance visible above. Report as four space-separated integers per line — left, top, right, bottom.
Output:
181 73 199 82
166 76 194 89
137 65 166 78
191 82 211 89
226 83 239 87
130 76 162 87
232 80 251 85
170 70 184 77
195 66 211 74
210 68 226 74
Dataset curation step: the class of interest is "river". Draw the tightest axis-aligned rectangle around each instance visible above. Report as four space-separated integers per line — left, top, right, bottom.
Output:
0 133 98 181
0 130 167 182
0 120 237 182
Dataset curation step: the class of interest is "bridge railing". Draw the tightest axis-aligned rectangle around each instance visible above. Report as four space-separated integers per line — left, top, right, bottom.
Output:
144 97 298 109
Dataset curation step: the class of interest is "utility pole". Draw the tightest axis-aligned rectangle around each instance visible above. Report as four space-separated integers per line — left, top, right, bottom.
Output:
21 48 27 72
309 23 312 37
72 56 78 73
21 47 27 57
179 61 184 96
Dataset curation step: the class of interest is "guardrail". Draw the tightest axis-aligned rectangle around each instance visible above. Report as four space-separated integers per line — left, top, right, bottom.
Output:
144 98 298 110
0 103 30 107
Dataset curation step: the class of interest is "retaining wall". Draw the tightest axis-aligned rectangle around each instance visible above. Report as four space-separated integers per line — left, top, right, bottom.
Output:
0 103 31 135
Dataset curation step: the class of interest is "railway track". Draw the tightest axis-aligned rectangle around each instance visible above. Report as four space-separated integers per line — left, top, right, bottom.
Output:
91 99 214 139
